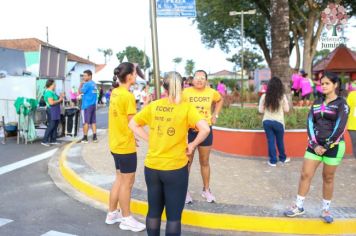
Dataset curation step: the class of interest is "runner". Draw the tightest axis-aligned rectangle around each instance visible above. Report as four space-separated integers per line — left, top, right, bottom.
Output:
284 72 349 223
105 62 146 232
182 69 224 204
258 77 290 166
129 71 210 236
291 69 301 98
79 70 98 143
298 70 313 107
217 80 227 96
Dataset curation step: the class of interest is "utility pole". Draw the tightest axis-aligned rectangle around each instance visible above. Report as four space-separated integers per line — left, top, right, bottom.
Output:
149 0 161 99
229 9 256 108
46 26 49 45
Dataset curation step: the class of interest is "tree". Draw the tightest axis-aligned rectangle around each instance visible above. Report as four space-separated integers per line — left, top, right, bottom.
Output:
226 49 265 74
185 59 195 76
98 48 113 64
270 0 290 93
312 49 330 65
195 0 356 76
116 46 151 70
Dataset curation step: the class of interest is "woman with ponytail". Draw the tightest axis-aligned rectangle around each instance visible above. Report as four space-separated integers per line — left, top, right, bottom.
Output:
129 71 210 236
284 72 349 223
106 62 146 232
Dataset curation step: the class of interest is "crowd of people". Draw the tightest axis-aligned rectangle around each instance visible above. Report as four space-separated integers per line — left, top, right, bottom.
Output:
40 63 356 235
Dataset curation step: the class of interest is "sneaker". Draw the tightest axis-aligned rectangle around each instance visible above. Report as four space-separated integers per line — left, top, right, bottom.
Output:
280 158 291 164
185 191 193 204
105 210 122 225
267 161 277 167
119 216 146 232
93 134 98 143
41 142 50 147
284 205 305 217
80 137 88 143
202 189 216 203
50 141 60 145
321 210 334 223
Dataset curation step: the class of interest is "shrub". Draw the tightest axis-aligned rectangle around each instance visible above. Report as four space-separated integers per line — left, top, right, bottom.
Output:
215 107 309 129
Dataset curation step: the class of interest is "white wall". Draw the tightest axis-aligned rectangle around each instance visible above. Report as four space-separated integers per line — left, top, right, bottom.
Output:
55 63 96 99
0 76 36 123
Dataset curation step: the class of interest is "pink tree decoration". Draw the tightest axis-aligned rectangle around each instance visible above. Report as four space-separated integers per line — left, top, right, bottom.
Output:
321 3 348 36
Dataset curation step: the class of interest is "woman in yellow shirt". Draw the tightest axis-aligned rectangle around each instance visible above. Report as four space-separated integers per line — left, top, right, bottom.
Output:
105 62 145 232
129 72 210 236
347 90 356 158
182 70 224 204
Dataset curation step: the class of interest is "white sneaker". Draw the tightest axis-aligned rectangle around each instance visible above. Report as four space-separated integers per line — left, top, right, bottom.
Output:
119 216 146 232
267 161 277 167
185 191 193 204
41 142 50 147
105 210 122 225
281 158 291 164
202 189 216 203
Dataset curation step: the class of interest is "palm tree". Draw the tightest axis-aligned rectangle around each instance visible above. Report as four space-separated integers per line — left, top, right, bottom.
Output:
185 59 195 76
98 48 113 64
270 0 290 96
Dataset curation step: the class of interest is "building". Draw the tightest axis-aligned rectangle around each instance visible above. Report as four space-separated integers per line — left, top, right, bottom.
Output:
208 70 236 80
254 68 271 92
0 38 97 96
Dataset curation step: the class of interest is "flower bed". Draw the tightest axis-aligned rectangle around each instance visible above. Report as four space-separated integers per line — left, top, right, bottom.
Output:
213 107 353 157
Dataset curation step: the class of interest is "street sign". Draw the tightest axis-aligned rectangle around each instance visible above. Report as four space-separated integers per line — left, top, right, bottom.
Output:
156 0 196 17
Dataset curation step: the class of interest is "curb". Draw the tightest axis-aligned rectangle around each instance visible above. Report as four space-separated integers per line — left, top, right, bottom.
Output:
59 141 356 235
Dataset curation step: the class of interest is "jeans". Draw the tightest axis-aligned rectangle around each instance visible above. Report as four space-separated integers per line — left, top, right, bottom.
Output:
349 130 356 158
263 120 287 164
43 108 59 143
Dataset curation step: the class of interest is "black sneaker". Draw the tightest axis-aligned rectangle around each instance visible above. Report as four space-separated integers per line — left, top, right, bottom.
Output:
81 136 88 143
93 134 98 143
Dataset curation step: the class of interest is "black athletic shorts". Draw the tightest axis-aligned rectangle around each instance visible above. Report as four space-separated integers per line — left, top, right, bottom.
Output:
188 126 213 147
111 152 137 173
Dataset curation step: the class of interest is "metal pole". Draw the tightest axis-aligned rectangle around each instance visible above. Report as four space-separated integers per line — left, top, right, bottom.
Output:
149 0 161 99
241 11 244 108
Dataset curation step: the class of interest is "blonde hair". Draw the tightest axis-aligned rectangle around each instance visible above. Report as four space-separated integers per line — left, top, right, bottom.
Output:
163 71 183 104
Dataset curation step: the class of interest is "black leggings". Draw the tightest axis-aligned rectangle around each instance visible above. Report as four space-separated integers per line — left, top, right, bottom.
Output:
145 165 188 236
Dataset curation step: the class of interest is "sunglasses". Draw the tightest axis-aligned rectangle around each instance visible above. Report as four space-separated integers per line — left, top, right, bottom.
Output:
194 76 206 80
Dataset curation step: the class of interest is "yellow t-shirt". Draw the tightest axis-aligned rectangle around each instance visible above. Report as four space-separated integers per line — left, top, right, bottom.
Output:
134 98 203 171
109 87 137 154
347 91 356 130
183 87 221 125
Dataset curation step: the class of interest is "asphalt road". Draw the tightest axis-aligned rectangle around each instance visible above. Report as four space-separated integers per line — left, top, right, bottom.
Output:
0 106 272 236
0 107 134 236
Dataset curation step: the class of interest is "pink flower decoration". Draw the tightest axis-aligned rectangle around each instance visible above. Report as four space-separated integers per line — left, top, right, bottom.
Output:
329 3 335 9
331 8 338 15
324 8 331 14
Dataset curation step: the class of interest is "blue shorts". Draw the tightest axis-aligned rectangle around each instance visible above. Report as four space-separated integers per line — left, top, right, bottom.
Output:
188 126 213 147
82 105 96 124
111 152 137 173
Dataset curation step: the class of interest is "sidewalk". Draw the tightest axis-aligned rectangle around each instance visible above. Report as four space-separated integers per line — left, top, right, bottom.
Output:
61 130 356 234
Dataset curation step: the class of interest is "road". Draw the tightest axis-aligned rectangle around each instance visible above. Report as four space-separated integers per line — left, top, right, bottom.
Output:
0 107 141 236
1 107 238 236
